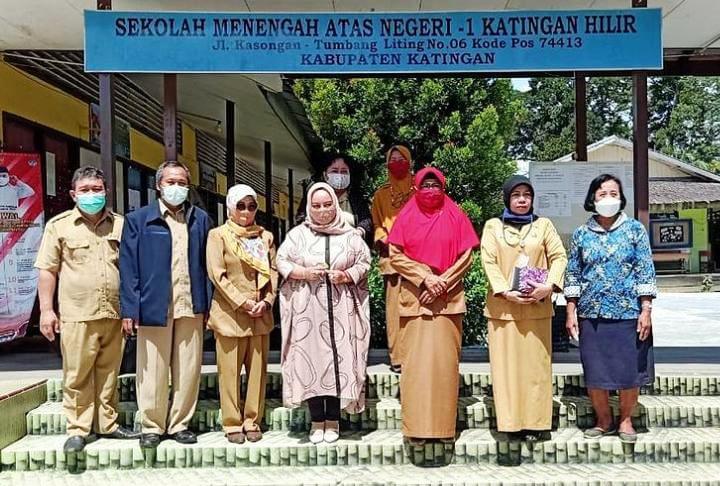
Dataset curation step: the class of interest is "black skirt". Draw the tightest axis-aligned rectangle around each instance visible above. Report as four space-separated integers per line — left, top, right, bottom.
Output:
579 318 655 390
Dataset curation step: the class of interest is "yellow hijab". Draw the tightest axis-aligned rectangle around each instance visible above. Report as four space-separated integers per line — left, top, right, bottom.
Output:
223 184 271 290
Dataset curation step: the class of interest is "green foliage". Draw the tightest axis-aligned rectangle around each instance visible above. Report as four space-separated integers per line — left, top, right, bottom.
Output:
516 75 720 171
293 77 524 347
515 77 631 161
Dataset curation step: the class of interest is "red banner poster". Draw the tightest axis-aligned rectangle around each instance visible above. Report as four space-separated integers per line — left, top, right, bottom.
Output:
0 153 44 343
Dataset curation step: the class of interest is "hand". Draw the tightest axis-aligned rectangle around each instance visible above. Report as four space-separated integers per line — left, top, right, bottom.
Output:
637 309 652 341
419 290 436 305
242 300 258 313
122 318 138 337
248 301 269 318
502 290 536 305
423 274 447 297
304 266 326 282
40 310 60 342
328 270 351 285
353 227 365 237
526 281 553 301
9 175 18 186
566 314 579 341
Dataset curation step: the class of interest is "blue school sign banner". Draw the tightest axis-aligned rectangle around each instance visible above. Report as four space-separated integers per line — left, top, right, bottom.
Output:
84 9 662 74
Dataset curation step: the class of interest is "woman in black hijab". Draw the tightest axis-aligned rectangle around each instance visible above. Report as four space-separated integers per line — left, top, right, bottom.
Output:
480 175 568 440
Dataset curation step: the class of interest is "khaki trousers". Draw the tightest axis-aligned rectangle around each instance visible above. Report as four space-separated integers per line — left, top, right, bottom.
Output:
488 318 553 432
61 318 123 436
384 274 403 367
137 315 203 435
216 333 270 434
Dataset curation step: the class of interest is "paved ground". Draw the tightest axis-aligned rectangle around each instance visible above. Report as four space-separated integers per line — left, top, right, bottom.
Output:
652 292 720 346
0 291 717 381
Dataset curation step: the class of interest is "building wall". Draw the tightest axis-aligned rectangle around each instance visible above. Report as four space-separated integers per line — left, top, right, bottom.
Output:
0 60 291 221
588 143 692 179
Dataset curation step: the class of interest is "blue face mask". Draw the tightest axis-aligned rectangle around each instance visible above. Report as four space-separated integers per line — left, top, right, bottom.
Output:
76 193 106 215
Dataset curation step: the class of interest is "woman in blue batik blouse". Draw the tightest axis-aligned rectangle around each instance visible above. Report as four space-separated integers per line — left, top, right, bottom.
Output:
564 174 656 444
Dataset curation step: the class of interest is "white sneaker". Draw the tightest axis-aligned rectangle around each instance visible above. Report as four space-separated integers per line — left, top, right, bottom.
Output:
309 422 325 444
324 421 340 443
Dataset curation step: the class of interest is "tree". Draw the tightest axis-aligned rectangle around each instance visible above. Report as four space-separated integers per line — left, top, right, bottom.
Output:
293 77 524 345
516 77 632 161
293 77 522 223
651 77 720 168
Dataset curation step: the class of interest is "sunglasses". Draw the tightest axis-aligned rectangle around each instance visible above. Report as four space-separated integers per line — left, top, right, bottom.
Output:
237 202 258 211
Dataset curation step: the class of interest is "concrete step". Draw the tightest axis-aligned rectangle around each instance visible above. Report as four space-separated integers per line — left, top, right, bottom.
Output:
25 394 720 436
3 463 720 485
44 371 720 403
4 428 720 471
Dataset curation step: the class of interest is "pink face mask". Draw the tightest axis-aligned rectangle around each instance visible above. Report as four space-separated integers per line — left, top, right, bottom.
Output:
416 187 444 211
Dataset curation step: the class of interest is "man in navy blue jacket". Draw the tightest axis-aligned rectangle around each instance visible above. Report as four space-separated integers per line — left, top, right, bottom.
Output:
120 160 212 449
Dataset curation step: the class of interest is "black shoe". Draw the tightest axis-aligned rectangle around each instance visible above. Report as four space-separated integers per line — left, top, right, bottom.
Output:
63 435 89 453
139 433 162 449
170 429 197 444
103 425 141 440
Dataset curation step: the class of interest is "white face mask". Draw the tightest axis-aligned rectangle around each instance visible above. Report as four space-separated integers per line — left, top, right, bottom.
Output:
595 197 621 218
326 172 350 190
161 184 189 206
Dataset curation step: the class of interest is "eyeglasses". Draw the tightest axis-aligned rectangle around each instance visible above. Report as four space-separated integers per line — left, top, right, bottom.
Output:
420 182 442 190
237 202 258 211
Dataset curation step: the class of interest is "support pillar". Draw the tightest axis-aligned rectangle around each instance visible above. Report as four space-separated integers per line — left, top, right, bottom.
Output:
574 73 588 161
97 0 115 209
287 168 294 227
163 74 177 162
264 141 274 235
632 72 650 228
225 100 236 186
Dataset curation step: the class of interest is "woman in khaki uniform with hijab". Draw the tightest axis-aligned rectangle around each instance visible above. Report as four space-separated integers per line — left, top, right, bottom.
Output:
207 184 278 444
480 175 567 440
388 167 479 445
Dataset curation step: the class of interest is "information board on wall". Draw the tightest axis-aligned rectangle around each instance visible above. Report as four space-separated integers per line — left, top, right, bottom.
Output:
0 153 44 343
529 161 634 244
84 9 663 73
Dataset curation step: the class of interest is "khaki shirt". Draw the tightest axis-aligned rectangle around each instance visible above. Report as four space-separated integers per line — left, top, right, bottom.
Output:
390 245 473 317
159 200 196 319
206 227 278 337
34 207 123 322
480 217 568 321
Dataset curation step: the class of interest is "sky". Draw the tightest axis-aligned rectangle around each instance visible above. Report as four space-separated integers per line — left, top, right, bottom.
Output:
511 78 530 92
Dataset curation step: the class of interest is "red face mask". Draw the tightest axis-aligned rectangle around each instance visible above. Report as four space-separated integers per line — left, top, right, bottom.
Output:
388 159 410 179
416 187 444 211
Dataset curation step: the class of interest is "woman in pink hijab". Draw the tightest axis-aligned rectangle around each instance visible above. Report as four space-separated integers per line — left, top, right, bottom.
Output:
388 167 480 445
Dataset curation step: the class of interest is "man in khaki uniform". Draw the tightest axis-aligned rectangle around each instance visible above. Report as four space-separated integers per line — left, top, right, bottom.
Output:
35 166 139 453
120 161 212 449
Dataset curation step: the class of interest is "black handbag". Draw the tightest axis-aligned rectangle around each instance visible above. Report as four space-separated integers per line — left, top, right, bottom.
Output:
120 335 137 375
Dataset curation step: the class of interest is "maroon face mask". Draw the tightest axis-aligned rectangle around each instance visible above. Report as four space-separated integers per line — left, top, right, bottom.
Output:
416 187 444 211
388 159 410 179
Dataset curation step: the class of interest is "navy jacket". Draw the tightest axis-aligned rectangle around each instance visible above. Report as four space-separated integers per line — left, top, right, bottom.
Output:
120 200 213 326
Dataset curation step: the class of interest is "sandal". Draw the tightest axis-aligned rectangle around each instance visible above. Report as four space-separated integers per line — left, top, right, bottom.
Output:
226 431 245 444
245 429 263 442
618 431 637 443
583 426 617 439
